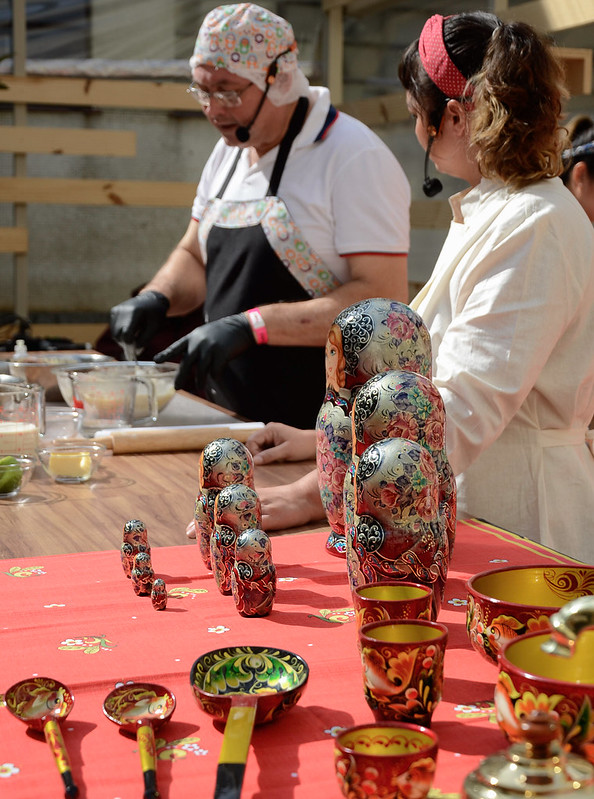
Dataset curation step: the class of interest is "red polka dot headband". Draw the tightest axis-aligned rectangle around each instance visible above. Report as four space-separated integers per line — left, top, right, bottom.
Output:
418 14 471 99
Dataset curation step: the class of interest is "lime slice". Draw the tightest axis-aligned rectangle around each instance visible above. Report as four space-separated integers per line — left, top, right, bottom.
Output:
0 456 24 495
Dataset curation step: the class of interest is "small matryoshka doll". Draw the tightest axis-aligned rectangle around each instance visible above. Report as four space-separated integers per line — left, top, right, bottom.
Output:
316 299 432 558
194 438 254 570
131 551 154 597
231 529 276 617
212 484 262 596
353 437 448 620
346 369 456 589
151 578 167 610
121 519 151 578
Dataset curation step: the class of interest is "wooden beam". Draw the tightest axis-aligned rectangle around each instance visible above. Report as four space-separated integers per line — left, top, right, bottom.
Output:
0 177 196 207
11 0 28 319
0 126 137 156
323 0 398 14
339 92 408 125
344 0 401 16
327 5 344 106
411 200 451 230
0 76 198 111
0 227 28 253
497 0 594 32
554 47 592 96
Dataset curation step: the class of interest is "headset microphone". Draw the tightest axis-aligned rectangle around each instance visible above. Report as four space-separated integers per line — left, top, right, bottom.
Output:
422 134 442 197
236 93 267 142
235 45 294 144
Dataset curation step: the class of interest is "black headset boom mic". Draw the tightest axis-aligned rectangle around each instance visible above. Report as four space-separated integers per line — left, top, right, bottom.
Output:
235 45 294 143
236 92 267 142
422 135 442 197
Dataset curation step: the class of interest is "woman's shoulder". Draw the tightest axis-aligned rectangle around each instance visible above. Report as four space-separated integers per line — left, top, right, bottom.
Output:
476 177 591 230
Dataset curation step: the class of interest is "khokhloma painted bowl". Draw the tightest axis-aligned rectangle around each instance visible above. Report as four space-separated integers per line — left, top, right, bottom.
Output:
466 564 594 665
496 628 594 756
190 645 309 726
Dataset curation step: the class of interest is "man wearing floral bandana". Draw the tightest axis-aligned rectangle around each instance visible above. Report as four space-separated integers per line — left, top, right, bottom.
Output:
110 3 410 428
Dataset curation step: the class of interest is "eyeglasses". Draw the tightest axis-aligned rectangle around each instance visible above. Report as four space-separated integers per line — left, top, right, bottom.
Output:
186 82 252 108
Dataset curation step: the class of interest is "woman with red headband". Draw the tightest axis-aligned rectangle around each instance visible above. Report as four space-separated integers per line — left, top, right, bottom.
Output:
397 11 594 561
236 11 594 563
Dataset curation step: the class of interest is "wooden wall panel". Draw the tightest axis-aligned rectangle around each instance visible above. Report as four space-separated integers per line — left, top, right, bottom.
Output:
0 76 198 112
0 177 196 207
0 227 28 253
0 126 137 156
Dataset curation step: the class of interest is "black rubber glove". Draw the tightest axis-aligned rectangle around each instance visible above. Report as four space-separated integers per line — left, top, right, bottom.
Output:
154 313 256 391
110 291 170 349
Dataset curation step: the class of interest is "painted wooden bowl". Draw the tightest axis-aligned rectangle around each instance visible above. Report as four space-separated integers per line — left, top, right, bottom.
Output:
496 628 594 756
466 564 594 665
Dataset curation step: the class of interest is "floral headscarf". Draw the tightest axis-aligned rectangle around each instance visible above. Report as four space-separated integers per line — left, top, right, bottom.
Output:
190 3 309 106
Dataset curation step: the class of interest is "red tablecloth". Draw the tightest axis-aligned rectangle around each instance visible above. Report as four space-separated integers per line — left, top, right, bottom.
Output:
0 519 578 799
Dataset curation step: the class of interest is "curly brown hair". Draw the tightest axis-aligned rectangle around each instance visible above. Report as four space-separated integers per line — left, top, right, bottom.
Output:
399 12 568 189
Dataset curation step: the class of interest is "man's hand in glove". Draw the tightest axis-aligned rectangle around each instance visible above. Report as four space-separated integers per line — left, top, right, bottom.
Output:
154 314 256 391
110 291 170 349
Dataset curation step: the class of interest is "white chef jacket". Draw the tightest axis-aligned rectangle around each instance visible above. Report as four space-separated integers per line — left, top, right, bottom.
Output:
411 177 594 563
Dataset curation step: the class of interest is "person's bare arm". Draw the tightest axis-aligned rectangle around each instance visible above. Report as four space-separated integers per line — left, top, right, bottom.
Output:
185 468 324 540
246 423 317 465
257 468 325 531
257 253 408 346
141 218 207 316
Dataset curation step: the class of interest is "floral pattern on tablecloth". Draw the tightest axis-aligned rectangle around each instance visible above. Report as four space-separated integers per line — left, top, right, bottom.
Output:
0 763 20 779
309 607 355 624
454 701 497 723
3 566 45 578
58 635 117 654
168 587 208 599
155 736 208 759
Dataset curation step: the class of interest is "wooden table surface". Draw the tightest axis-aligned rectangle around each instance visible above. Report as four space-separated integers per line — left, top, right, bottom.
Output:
0 391 322 559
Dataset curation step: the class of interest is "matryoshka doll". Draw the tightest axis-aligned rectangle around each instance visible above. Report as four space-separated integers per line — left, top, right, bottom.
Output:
353 437 448 620
131 551 154 597
231 529 276 617
346 369 456 590
316 298 432 558
151 578 168 610
121 518 151 578
212 484 262 595
194 437 254 570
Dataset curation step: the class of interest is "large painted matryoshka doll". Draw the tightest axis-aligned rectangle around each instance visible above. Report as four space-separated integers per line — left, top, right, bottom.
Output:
353 437 448 619
316 298 432 558
346 369 456 592
194 437 254 570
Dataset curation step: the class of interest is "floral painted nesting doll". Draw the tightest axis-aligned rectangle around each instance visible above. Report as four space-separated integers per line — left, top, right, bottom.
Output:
346 369 456 591
151 578 167 610
316 298 432 558
212 484 262 596
353 437 448 619
121 518 151 578
231 529 276 617
194 438 254 570
131 551 154 597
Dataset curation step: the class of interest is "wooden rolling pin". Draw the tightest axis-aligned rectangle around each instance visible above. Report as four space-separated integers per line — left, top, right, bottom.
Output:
94 422 264 454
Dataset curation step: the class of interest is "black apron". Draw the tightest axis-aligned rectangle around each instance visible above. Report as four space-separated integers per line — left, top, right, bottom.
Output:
199 97 341 428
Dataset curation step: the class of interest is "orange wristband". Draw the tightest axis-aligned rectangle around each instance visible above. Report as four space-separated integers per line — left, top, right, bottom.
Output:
245 307 268 345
